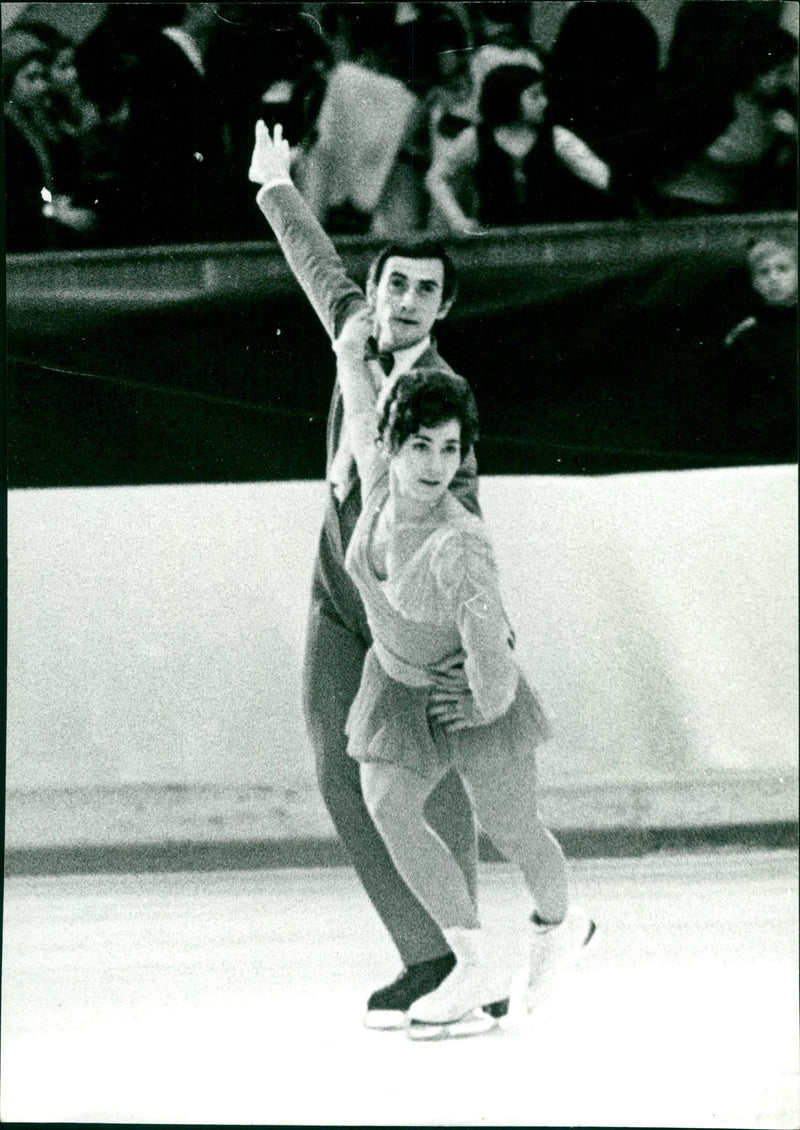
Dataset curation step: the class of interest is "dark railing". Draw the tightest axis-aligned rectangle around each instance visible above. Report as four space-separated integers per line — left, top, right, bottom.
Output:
7 211 797 488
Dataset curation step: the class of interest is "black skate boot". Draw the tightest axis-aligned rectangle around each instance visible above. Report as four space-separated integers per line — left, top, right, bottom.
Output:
365 954 509 1030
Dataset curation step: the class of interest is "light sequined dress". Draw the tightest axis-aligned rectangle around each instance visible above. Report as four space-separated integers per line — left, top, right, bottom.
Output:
344 438 551 777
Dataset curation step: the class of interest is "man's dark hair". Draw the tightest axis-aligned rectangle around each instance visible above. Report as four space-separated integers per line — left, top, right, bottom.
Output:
368 240 458 306
378 368 479 454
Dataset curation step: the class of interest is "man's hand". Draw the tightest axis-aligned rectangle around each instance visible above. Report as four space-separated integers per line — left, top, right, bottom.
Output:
249 121 292 186
428 652 479 732
427 687 480 732
431 651 469 690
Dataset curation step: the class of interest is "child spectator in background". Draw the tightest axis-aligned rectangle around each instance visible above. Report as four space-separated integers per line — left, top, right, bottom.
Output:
722 239 797 463
425 61 624 234
4 30 53 250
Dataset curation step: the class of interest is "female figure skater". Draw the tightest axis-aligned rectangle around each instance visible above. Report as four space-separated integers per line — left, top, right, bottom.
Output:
333 306 596 1035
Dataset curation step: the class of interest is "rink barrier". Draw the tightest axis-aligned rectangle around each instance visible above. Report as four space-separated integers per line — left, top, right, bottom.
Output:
7 211 798 489
4 824 797 877
6 464 798 875
5 775 798 876
7 210 796 317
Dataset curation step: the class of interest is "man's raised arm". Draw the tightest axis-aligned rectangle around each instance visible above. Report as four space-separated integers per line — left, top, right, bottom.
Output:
249 122 366 341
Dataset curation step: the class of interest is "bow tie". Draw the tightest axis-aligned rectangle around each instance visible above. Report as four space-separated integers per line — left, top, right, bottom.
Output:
366 337 395 376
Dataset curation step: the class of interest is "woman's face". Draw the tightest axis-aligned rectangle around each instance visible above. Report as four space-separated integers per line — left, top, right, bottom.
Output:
520 80 547 126
9 59 48 110
391 419 462 505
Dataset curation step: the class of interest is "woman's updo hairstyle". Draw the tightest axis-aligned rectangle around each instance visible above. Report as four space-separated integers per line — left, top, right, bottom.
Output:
377 368 479 455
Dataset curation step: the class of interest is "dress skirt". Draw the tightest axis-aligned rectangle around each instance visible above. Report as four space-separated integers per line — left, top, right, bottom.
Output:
346 647 552 777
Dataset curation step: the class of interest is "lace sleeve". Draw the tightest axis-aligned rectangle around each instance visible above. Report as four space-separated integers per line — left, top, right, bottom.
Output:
434 526 518 723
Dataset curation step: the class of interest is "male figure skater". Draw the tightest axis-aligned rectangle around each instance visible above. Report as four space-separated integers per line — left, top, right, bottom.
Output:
249 122 508 1029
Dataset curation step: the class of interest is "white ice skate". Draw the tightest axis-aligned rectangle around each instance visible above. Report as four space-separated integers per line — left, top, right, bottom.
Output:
406 927 509 1041
524 906 597 1015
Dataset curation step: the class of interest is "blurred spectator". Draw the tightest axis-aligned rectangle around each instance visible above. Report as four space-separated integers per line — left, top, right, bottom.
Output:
403 2 547 232
398 3 473 102
318 3 360 66
3 27 96 251
721 238 797 461
74 4 204 246
204 3 331 239
299 5 418 234
12 19 100 137
75 4 186 120
467 2 534 52
95 3 237 246
425 61 625 233
546 0 661 210
9 20 105 219
318 3 405 78
371 3 475 234
6 1 796 252
650 2 798 216
461 1 544 120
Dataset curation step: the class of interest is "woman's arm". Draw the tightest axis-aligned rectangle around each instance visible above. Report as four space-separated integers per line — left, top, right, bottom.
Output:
553 125 612 192
331 308 382 481
424 125 483 235
249 122 366 340
429 528 518 729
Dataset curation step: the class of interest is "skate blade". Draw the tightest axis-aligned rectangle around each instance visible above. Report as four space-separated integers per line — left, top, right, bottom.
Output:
406 1009 498 1042
364 1009 407 1031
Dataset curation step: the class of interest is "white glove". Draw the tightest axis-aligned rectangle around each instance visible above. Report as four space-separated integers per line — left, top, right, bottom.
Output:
248 121 293 186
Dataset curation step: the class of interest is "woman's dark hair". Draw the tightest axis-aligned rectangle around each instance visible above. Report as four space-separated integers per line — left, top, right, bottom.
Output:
378 368 479 455
479 63 544 127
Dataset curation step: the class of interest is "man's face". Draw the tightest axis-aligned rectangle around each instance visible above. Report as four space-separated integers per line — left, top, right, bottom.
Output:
751 249 798 307
370 256 452 352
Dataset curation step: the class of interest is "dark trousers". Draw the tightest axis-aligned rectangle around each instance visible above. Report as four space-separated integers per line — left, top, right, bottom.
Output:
301 597 479 966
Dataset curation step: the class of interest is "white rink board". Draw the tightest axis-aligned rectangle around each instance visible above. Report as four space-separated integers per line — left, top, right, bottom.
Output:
7 465 798 792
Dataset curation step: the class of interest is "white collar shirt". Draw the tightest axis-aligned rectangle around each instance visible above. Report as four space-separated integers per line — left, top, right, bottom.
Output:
386 334 432 379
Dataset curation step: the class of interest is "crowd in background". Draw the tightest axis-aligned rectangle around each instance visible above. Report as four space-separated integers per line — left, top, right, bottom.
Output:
3 1 798 252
